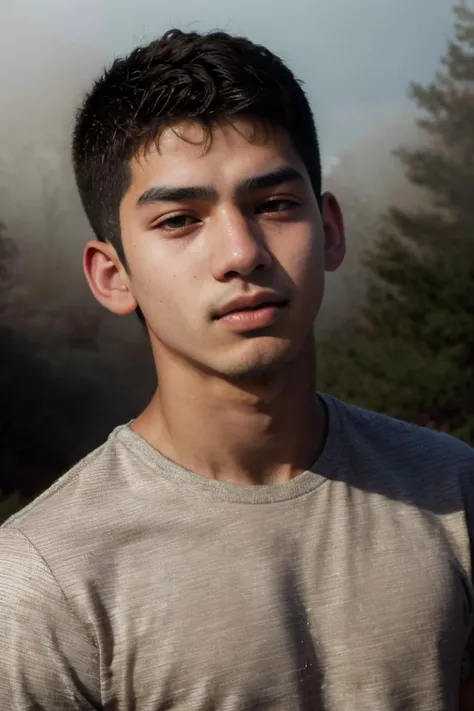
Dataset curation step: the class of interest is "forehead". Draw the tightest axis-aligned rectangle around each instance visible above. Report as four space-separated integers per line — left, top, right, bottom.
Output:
126 119 307 198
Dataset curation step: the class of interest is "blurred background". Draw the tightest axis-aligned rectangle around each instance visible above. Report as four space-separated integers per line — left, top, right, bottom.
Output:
1 0 472 520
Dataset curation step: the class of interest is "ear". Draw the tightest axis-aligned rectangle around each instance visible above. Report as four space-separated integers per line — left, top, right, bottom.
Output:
320 191 346 273
83 240 137 316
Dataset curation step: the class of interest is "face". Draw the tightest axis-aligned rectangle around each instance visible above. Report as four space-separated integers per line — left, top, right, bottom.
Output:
84 120 345 381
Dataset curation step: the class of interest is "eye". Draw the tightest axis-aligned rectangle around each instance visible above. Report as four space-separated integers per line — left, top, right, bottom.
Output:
256 198 299 215
155 214 200 231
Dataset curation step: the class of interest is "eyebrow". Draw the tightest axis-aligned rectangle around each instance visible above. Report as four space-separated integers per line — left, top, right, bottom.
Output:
237 166 304 194
137 184 217 205
136 165 305 207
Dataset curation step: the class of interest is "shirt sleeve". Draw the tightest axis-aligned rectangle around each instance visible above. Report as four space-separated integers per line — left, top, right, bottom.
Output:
460 443 474 676
0 526 102 710
462 444 474 582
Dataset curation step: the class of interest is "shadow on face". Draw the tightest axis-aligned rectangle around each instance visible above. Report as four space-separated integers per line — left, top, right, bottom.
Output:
83 120 346 383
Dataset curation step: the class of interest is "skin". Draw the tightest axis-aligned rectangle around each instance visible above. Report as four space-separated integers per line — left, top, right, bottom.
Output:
83 119 345 484
83 118 474 705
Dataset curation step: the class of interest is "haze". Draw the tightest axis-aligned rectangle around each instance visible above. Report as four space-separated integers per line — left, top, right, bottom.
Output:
0 0 455 342
5 0 454 159
0 0 460 496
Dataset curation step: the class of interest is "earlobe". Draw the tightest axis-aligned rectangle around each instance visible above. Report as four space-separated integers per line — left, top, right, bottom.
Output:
83 240 137 316
321 191 346 273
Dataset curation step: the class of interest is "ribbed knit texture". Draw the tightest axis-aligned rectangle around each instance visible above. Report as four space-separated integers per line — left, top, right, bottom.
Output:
1 394 473 710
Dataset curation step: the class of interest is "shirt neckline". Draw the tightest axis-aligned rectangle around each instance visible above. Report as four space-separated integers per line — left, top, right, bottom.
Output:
115 393 344 504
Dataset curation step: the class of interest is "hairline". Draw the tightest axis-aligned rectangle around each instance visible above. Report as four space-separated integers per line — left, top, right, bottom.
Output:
111 116 321 252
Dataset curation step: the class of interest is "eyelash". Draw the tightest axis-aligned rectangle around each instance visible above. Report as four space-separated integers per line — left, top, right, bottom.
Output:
256 198 299 215
154 198 300 233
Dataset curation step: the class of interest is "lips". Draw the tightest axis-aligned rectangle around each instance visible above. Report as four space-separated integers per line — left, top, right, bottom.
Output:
213 292 288 320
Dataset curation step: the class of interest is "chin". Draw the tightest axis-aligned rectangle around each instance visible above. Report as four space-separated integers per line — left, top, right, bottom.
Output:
214 337 301 383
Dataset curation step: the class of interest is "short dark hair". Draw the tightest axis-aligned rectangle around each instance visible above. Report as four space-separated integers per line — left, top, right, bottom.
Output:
72 28 322 265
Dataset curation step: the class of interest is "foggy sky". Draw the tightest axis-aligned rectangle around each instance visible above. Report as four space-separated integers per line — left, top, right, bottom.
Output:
6 0 455 162
0 0 460 362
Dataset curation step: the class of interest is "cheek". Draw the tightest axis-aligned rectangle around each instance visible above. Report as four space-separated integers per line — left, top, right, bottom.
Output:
127 238 204 296
277 228 323 282
128 257 203 340
126 254 175 318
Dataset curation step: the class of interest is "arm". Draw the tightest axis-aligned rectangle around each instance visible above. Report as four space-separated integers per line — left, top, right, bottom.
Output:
0 527 101 710
460 446 474 710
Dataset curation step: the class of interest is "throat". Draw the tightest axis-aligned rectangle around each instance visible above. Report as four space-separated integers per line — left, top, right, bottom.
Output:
133 335 322 486
193 393 325 485
133 386 325 487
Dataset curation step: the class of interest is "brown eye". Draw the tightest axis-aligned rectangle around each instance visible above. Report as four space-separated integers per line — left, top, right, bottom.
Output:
256 199 298 215
157 215 199 231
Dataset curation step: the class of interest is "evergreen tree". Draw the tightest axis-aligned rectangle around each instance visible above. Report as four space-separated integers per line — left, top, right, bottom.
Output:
319 1 474 443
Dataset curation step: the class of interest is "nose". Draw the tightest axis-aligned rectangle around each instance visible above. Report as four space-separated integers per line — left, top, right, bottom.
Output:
210 209 272 282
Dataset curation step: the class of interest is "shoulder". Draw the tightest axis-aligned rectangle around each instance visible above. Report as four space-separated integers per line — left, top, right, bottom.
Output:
0 525 70 615
324 393 474 466
322 393 474 511
0 527 101 709
1 423 136 565
0 424 134 646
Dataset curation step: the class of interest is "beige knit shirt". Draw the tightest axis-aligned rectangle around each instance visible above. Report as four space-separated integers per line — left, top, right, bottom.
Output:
1 394 474 710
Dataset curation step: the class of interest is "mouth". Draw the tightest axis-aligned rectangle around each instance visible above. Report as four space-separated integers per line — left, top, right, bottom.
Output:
213 295 289 330
213 292 288 319
220 300 287 315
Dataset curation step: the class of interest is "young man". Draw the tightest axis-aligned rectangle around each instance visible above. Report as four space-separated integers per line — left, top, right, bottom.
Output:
0 29 473 711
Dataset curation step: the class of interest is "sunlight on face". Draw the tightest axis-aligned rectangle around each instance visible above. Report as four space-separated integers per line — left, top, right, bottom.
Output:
118 119 341 381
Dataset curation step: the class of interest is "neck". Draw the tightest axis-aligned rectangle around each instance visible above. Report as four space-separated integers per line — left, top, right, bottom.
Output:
132 337 326 485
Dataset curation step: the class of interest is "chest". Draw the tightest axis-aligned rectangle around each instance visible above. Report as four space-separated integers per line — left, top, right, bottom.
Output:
95 495 472 710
